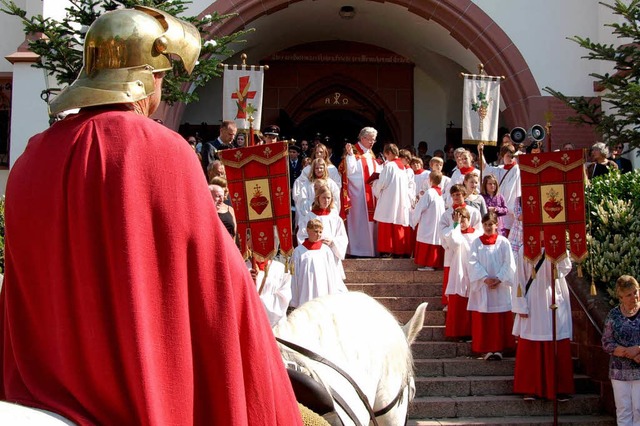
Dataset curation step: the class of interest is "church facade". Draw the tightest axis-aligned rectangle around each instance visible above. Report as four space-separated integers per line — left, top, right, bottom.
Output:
0 0 631 191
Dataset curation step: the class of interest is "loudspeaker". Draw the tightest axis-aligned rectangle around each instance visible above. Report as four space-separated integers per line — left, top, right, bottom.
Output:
530 124 546 142
510 127 527 144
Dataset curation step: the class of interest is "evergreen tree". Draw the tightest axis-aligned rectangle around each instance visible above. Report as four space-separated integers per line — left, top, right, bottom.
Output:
543 0 640 150
0 0 250 108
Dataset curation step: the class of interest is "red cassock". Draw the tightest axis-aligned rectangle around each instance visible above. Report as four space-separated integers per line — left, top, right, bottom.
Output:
0 109 302 426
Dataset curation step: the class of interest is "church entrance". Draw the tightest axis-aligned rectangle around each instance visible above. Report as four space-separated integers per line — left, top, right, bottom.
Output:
288 108 392 159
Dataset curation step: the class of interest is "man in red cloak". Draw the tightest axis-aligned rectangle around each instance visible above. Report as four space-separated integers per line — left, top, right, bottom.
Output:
0 7 302 426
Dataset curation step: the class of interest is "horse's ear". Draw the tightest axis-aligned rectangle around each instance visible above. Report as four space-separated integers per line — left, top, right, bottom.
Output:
402 302 427 345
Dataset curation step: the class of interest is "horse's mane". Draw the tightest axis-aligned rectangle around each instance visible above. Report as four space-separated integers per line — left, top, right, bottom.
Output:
274 292 414 393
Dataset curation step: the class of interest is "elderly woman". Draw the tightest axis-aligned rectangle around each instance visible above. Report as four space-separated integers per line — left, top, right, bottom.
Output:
587 142 618 179
602 275 640 426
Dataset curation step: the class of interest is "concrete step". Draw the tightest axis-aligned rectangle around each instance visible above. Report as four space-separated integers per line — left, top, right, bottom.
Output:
345 269 442 283
396 309 445 325
407 415 616 425
415 374 596 398
412 341 472 359
408 393 603 419
415 357 515 377
346 282 441 298
417 325 446 342
366 296 439 311
343 258 419 271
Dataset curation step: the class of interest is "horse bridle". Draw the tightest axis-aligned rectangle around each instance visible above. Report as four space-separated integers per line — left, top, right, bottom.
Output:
276 337 410 426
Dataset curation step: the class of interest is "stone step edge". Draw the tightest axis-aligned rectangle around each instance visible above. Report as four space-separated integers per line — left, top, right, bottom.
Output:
411 393 599 402
415 373 591 382
407 415 616 425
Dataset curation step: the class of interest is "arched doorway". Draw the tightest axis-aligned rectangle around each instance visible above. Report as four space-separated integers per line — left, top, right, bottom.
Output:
294 108 391 159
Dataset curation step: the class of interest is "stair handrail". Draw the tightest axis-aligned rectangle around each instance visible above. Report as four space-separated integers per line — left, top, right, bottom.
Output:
567 279 602 336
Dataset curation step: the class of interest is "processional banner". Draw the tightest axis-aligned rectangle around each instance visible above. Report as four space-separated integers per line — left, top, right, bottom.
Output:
222 64 265 131
519 149 587 266
462 73 501 146
219 142 293 260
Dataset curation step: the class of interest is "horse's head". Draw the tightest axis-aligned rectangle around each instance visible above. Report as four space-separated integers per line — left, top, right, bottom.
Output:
275 292 427 426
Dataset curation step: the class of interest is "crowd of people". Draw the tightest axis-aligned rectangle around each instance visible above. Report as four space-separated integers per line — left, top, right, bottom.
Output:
182 114 639 409
3 5 636 424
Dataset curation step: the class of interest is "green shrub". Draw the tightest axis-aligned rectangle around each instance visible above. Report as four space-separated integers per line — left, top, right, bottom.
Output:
584 170 640 302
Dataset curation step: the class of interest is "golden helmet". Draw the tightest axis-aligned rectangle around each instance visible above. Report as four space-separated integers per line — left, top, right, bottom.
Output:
49 6 201 115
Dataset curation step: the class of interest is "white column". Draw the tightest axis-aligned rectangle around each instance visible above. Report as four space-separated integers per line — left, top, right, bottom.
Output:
5 56 49 168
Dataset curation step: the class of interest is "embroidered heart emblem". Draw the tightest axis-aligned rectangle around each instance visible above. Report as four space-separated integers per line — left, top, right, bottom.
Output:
250 194 269 215
543 199 563 219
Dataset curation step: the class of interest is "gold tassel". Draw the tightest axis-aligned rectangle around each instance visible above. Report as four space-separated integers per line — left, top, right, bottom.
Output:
517 284 523 298
577 264 583 278
590 279 597 296
553 268 558 280
531 266 536 279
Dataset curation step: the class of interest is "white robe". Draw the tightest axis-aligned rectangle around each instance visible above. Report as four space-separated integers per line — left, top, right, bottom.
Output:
511 254 573 341
345 143 381 256
296 211 348 279
482 164 521 229
406 167 417 204
442 225 483 297
372 160 411 226
443 168 481 208
292 177 341 230
438 205 481 267
247 260 292 327
290 244 347 308
467 236 516 313
413 170 430 200
411 187 445 245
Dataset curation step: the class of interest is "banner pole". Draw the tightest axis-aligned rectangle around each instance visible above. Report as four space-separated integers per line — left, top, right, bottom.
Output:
551 261 558 426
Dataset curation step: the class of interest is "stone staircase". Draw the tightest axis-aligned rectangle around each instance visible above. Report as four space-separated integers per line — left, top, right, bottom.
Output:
343 258 615 426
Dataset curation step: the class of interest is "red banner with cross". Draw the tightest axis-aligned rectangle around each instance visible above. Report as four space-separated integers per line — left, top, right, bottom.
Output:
219 142 293 260
519 149 587 266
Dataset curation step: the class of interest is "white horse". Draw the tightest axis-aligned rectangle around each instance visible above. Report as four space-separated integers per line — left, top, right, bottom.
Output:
274 291 427 426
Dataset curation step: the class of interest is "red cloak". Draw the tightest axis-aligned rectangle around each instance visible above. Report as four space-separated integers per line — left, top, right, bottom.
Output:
0 108 302 426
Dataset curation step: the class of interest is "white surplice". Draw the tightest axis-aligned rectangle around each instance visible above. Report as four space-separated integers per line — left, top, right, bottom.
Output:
247 259 292 327
442 225 483 297
467 236 516 313
290 244 347 308
292 177 341 230
511 253 573 341
411 187 445 245
438 204 481 267
296 210 348 279
372 159 412 226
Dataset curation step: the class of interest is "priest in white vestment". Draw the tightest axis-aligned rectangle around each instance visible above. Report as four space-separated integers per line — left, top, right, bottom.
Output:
341 127 382 257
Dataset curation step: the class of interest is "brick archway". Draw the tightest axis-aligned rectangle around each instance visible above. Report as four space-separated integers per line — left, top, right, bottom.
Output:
209 0 538 124
163 1 539 131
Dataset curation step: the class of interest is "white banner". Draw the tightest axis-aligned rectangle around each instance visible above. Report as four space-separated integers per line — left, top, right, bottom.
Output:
222 65 265 131
462 75 501 146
